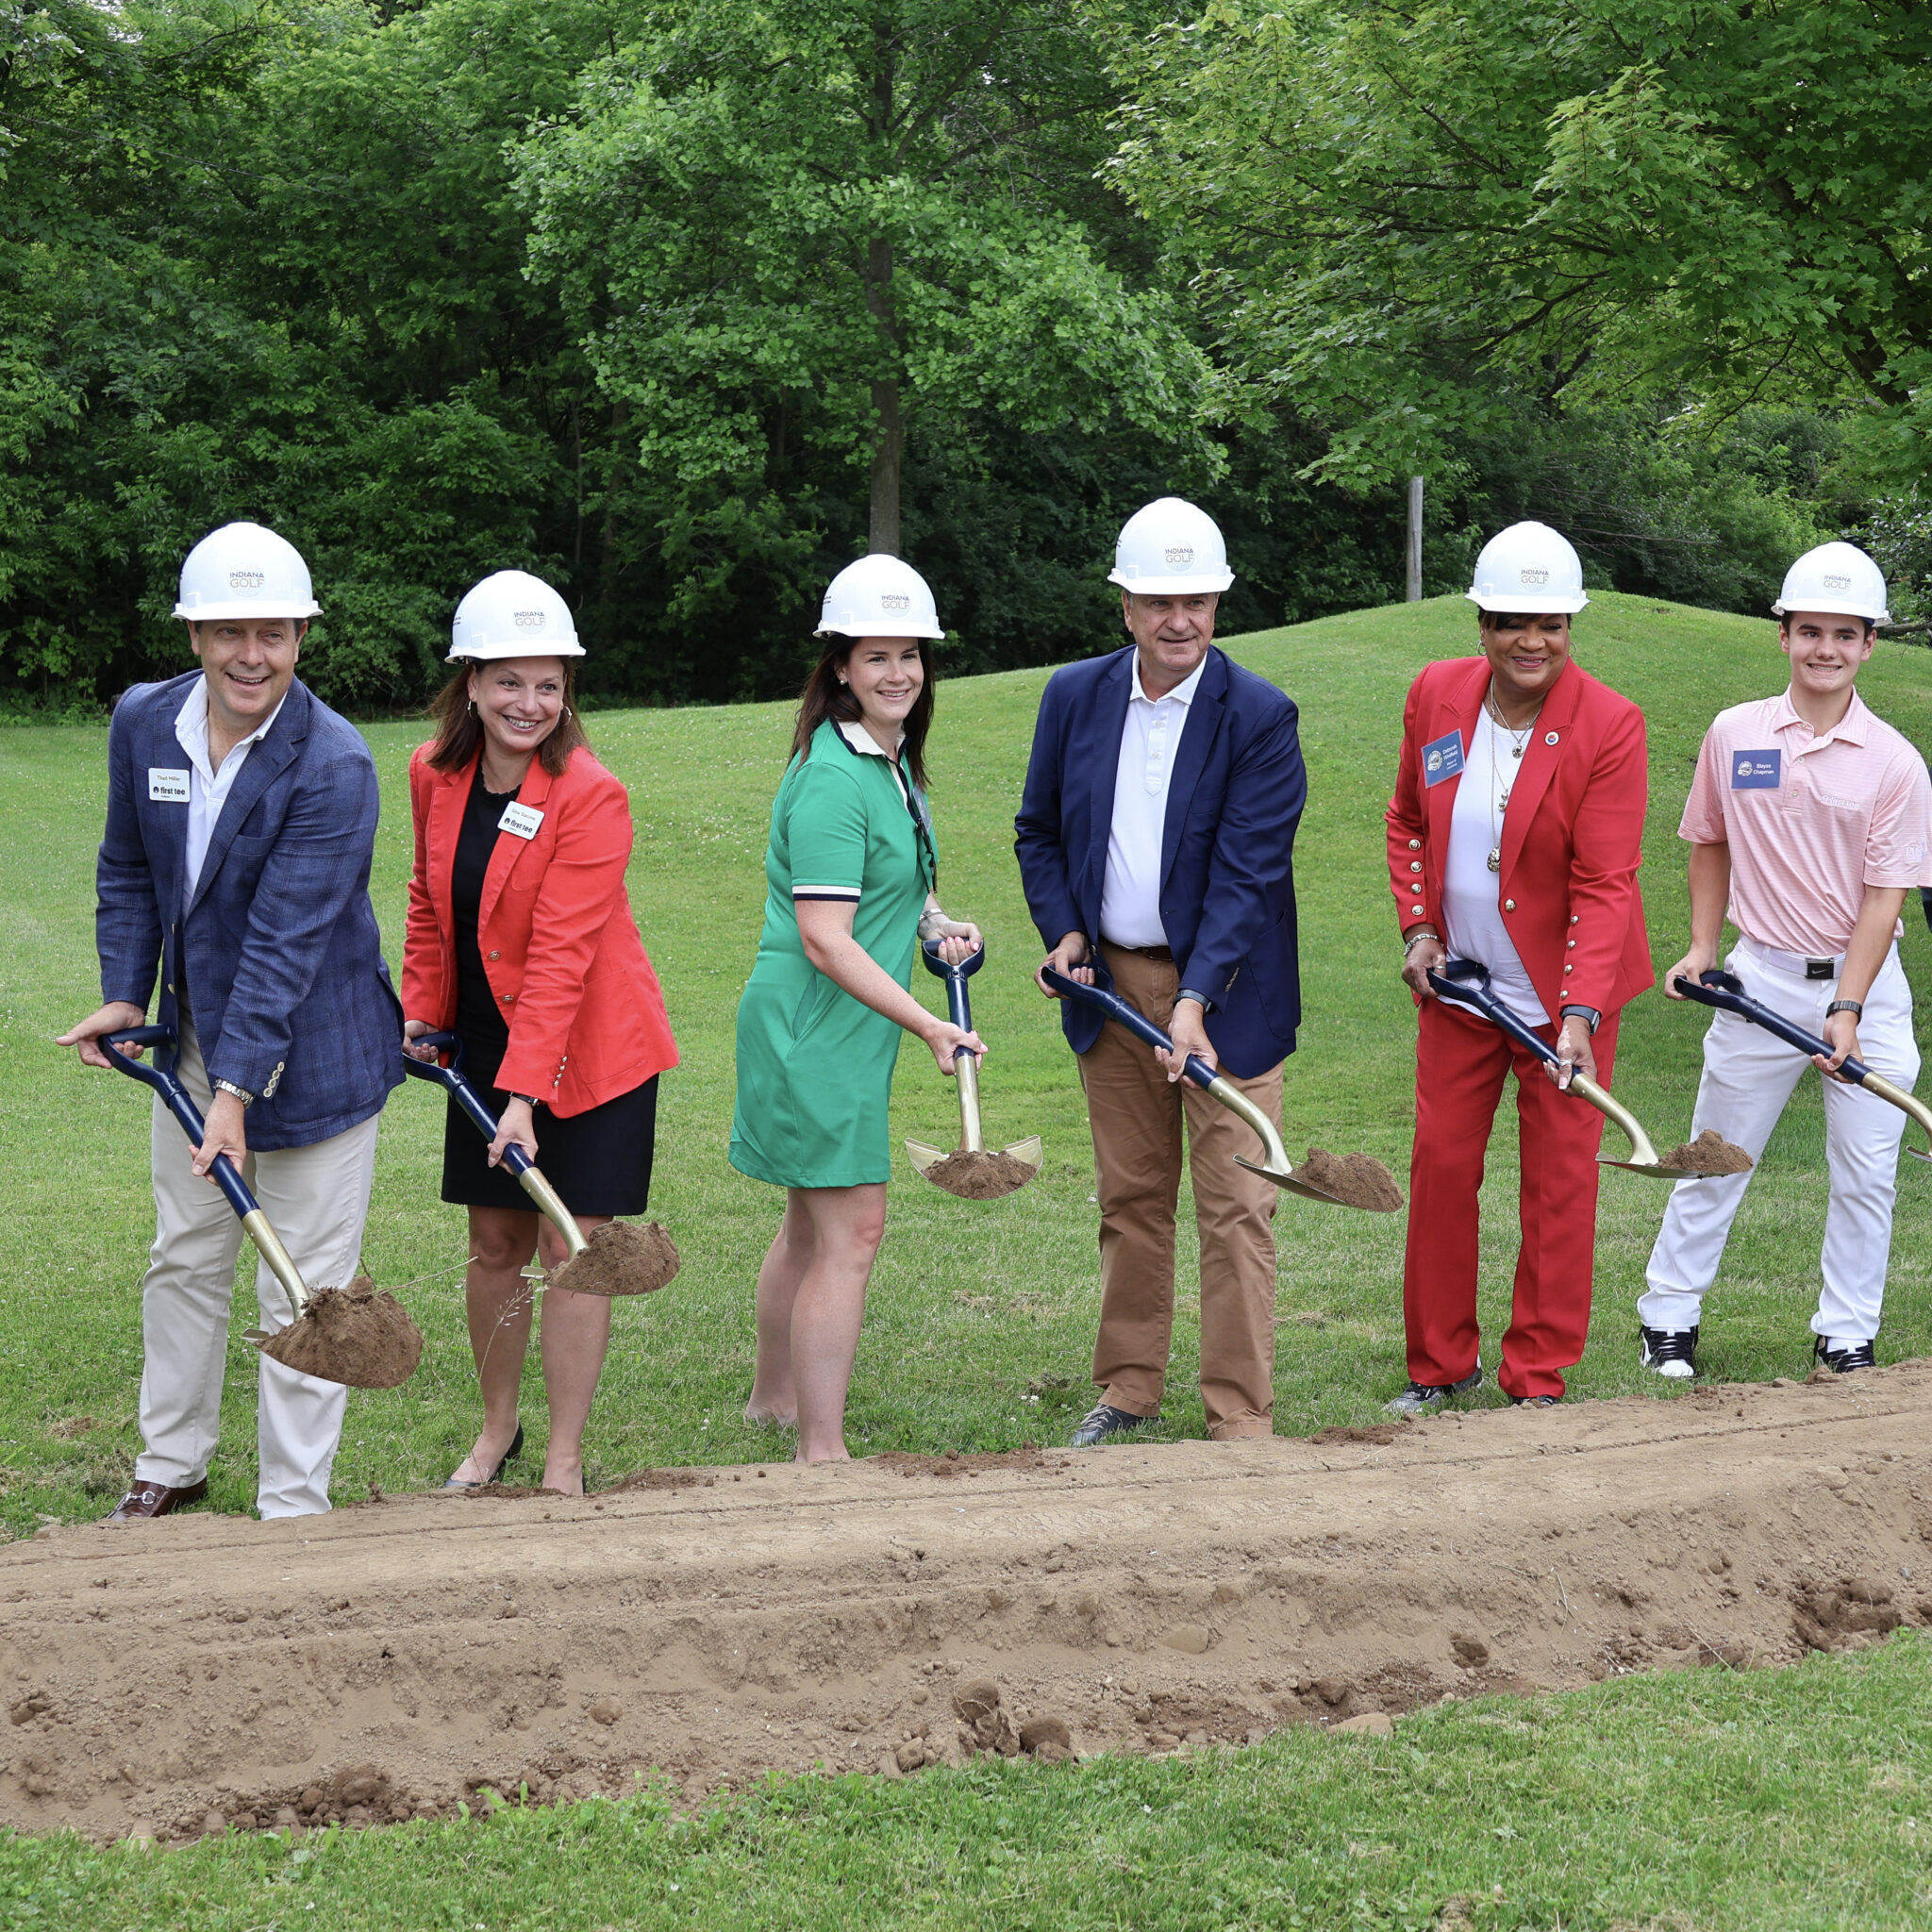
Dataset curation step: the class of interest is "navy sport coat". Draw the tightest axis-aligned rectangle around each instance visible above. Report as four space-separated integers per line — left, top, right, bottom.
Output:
96 672 402 1150
1013 643 1306 1079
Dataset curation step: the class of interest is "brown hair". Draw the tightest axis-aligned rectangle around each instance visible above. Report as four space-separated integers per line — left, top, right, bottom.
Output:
425 659 590 777
789 636 935 789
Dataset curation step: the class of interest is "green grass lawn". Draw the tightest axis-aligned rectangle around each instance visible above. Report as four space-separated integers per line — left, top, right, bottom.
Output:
6 592 1932 1925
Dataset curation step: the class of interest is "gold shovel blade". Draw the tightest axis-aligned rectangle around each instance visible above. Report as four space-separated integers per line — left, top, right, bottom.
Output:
1233 1153 1389 1209
905 1135 1044 1181
1597 1157 1723 1181
905 1137 948 1176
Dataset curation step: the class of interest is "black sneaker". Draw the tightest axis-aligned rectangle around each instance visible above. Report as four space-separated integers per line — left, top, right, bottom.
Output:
1069 1403 1155 1447
1813 1336 1876 1374
1385 1365 1484 1416
1508 1393 1559 1407
1640 1324 1700 1381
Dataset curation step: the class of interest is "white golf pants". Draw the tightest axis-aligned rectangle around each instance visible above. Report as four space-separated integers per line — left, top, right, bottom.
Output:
138 1023 379 1517
1640 938 1919 1345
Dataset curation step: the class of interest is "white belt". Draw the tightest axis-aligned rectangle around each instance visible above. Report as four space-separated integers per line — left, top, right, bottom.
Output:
1736 935 1845 981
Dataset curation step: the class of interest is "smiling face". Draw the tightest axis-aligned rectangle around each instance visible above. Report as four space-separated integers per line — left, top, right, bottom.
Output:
466 656 566 764
1780 610 1874 700
1121 590 1217 696
1478 610 1574 710
189 617 305 741
839 637 925 738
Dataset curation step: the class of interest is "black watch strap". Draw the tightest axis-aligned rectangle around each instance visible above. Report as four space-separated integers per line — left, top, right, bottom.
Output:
1825 999 1863 1020
1558 1004 1602 1035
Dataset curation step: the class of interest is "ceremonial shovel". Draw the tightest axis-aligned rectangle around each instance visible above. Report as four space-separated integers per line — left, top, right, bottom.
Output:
1673 968 1932 1162
102 1025 423 1387
1041 967 1396 1208
1426 960 1716 1180
904 941 1041 1198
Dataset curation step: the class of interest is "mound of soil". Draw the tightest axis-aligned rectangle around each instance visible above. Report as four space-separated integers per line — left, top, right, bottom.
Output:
874 1447 1048 1479
9 1363 1932 1842
1298 1148 1404 1211
256 1278 422 1389
921 1150 1038 1199
1655 1128 1755 1175
548 1221 681 1298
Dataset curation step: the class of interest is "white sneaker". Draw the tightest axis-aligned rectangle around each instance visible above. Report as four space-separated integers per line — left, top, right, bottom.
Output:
1639 1324 1698 1380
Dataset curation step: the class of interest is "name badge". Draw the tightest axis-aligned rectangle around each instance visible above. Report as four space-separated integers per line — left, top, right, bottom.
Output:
148 768 191 803
1421 729 1465 788
497 800 544 841
1730 749 1781 791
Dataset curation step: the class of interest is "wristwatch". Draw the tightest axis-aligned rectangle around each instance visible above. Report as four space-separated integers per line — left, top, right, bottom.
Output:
1825 999 1864 1021
508 1091 541 1109
1558 1004 1602 1035
210 1078 256 1108
1175 988 1214 1014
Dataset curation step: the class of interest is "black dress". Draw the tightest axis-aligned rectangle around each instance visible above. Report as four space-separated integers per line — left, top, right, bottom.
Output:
440 763 658 1215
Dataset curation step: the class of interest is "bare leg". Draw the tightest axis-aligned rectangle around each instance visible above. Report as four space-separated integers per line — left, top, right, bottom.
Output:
535 1213 610 1495
769 1185 887 1463
746 1192 816 1426
448 1206 541 1484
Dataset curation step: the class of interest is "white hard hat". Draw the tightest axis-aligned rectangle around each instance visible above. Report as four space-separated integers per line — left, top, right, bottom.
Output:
447 570 584 662
1466 522 1590 614
1772 541 1889 625
816 554 945 640
1108 497 1235 595
173 521 321 622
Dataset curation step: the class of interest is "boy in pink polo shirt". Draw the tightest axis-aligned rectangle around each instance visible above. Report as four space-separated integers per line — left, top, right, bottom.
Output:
1641 542 1932 1379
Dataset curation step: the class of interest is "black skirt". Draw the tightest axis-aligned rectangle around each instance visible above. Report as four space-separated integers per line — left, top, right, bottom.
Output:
440 1030 658 1216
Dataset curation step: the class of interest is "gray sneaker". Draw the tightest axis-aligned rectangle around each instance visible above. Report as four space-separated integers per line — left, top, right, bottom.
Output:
1069 1403 1155 1447
1385 1365 1484 1415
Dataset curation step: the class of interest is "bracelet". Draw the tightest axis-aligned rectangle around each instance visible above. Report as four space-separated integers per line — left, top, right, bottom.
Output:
1402 930 1441 956
1825 999 1863 1021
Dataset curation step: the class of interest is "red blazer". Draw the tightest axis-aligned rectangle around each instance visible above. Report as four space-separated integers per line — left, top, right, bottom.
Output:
1385 657 1652 1021
402 744 677 1116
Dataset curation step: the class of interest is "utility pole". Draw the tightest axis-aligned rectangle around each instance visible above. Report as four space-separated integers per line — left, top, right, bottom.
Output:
1406 476 1424 602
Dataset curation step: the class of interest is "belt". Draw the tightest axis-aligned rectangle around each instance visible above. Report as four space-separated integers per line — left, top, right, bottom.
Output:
1104 941 1174 962
1738 936 1844 981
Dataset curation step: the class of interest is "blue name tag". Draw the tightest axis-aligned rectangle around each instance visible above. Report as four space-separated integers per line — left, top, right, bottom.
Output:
1422 729 1465 788
1730 749 1781 791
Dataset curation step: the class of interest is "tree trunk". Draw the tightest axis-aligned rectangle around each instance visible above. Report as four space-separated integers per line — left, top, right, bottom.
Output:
866 234 902 556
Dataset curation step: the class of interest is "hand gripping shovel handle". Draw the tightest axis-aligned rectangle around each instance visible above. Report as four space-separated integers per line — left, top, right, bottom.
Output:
101 1026 308 1322
1674 969 1932 1158
921 939 986 1150
1424 962 1667 1171
401 1033 589 1257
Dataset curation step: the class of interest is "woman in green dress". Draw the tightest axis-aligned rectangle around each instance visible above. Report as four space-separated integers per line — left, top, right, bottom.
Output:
731 555 984 1461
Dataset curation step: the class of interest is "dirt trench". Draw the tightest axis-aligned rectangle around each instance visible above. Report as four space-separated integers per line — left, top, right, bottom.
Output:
6 1363 1932 1843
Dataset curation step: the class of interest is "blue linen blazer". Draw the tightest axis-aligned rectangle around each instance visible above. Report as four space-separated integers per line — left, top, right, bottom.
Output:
1013 643 1306 1079
96 672 403 1150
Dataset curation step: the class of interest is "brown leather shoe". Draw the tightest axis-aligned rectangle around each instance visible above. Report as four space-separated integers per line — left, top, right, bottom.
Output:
106 1479 208 1523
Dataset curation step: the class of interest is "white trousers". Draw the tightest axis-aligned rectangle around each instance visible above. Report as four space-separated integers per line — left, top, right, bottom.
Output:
1640 939 1920 1344
139 1024 379 1517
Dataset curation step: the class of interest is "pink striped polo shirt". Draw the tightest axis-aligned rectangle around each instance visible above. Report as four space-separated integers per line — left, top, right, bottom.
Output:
1679 688 1932 957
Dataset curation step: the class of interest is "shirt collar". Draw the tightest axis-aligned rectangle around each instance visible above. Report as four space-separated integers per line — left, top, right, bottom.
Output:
1130 652 1207 708
175 675 286 762
835 718 906 759
1771 686 1870 749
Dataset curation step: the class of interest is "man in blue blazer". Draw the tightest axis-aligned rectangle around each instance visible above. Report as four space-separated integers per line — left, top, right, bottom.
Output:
58 522 402 1520
1015 498 1305 1446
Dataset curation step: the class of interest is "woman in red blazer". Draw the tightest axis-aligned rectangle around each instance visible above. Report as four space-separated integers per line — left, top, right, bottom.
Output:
1384 524 1650 1412
402 571 677 1495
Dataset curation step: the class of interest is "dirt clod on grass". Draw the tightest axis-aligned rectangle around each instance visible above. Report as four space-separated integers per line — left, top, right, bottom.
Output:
255 1278 422 1389
547 1221 681 1297
9 1362 1932 1840
874 1447 1046 1479
919 1149 1038 1199
1297 1148 1404 1211
1655 1128 1755 1175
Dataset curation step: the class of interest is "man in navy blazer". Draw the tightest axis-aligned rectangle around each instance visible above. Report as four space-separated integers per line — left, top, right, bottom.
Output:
59 522 401 1520
1016 498 1305 1446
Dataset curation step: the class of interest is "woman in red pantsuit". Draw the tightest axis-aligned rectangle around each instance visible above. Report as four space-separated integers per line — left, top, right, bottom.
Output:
1386 524 1651 1411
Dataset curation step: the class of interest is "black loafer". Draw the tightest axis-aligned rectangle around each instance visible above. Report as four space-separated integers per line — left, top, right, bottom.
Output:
1069 1404 1154 1448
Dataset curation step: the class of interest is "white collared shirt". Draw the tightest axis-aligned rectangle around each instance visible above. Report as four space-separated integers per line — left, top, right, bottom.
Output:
174 677 286 907
1099 651 1206 949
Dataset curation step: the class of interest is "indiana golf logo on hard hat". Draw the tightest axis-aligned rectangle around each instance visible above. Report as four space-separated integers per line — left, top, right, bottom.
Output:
1824 575 1851 591
1165 546 1194 566
229 571 265 591
1519 569 1549 586
513 609 546 628
880 593 909 612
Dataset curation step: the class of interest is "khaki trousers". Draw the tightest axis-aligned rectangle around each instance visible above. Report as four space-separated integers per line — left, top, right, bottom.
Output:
1076 944 1283 1438
139 1024 379 1517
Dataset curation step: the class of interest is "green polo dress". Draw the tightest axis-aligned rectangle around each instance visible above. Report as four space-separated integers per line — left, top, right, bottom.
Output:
730 718 937 1188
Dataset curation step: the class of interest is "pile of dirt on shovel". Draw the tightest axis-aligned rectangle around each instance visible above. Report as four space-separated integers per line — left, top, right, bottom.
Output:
547 1220 681 1297
257 1277 422 1389
1655 1128 1755 1175
1298 1148 1405 1211
922 1149 1037 1199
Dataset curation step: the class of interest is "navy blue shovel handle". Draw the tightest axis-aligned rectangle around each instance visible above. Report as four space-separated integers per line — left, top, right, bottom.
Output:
921 936 984 1036
1672 968 1873 1083
1424 960 1565 1070
1040 965 1219 1091
401 1030 536 1176
101 1025 260 1223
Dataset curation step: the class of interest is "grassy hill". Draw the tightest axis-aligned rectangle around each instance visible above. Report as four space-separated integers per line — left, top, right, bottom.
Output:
5 591 1932 1517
